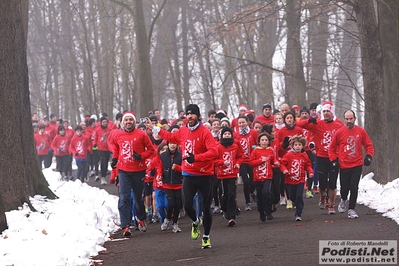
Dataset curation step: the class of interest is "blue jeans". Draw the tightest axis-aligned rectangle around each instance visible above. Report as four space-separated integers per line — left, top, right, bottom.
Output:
118 170 146 228
75 159 87 182
286 183 304 217
155 189 168 223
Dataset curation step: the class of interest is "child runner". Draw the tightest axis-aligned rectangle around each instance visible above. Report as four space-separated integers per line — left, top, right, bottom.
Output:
215 126 243 226
249 133 280 222
280 135 314 221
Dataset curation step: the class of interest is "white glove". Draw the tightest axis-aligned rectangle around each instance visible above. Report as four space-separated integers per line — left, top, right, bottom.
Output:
152 126 160 135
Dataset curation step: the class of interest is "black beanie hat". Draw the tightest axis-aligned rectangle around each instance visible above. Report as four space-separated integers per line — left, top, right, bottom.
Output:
220 126 233 138
300 106 309 114
309 103 318 110
168 124 180 132
185 104 201 117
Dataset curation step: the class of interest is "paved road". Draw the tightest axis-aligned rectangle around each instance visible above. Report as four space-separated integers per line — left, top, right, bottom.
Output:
88 178 398 266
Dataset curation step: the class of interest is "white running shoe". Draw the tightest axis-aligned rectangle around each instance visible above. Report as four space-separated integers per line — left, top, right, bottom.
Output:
172 223 181 233
279 197 287 206
100 177 107 185
348 209 358 219
161 218 170 231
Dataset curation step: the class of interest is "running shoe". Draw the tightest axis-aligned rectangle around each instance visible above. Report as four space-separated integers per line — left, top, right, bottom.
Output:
138 220 147 232
122 226 131 237
338 199 347 213
319 194 326 209
202 237 211 249
260 213 266 222
348 209 359 219
305 190 314 198
161 218 170 231
191 222 200 240
100 177 107 185
172 223 181 233
245 203 252 211
213 206 221 214
266 214 273 220
279 197 287 206
95 176 100 182
286 200 293 209
295 216 302 222
327 205 336 214
228 219 236 227
313 186 320 194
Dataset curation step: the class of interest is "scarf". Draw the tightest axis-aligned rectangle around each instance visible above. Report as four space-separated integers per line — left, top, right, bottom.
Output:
187 120 201 131
239 126 250 135
220 137 234 147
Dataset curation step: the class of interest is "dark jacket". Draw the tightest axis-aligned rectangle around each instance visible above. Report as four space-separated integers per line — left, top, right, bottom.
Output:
160 149 183 185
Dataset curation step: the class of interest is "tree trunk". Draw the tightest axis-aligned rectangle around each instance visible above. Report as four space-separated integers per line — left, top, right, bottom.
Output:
353 0 388 183
0 0 56 233
133 0 154 117
378 0 399 180
285 0 307 107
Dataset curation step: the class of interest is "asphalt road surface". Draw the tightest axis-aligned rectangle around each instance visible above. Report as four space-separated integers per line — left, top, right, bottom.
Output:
87 177 398 266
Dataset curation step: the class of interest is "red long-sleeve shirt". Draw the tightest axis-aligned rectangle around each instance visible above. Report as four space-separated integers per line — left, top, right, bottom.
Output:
296 119 343 158
233 129 258 164
214 142 243 179
280 150 313 185
51 134 71 156
328 125 374 169
158 124 218 176
69 134 92 159
249 147 277 182
110 129 155 172
34 133 51 156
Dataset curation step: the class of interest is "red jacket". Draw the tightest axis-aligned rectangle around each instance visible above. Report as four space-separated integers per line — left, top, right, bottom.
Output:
110 129 156 172
51 134 71 156
276 125 304 158
233 129 258 164
328 125 374 169
249 147 277 182
214 142 243 179
94 126 113 151
69 134 92 159
296 119 343 158
254 114 275 126
280 150 313 185
34 133 51 155
158 123 218 176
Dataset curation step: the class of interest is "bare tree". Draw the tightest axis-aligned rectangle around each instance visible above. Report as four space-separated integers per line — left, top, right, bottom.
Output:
0 0 56 233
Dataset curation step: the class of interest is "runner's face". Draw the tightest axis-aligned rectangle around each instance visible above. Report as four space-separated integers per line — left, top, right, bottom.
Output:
238 118 248 129
259 136 269 148
253 123 262 133
323 110 333 121
186 113 199 126
284 114 294 126
124 117 135 130
344 112 356 129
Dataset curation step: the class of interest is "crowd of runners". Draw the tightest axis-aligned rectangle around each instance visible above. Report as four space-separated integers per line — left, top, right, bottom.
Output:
32 100 374 249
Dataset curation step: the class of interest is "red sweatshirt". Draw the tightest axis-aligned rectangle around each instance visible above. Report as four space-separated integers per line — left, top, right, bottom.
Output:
254 114 275 125
214 142 243 179
276 125 304 158
69 134 92 159
51 134 71 156
34 133 51 156
280 150 313 185
94 126 113 151
328 125 374 169
296 119 343 158
158 123 218 176
249 147 277 182
110 129 155 172
233 129 258 164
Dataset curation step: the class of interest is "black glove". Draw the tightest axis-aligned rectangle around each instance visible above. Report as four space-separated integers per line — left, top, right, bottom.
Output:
185 153 195 164
309 142 315 149
364 154 372 166
111 158 118 169
132 152 141 161
331 159 339 172
93 144 98 149
58 148 62 153
282 136 290 149
75 152 79 157
308 117 317 124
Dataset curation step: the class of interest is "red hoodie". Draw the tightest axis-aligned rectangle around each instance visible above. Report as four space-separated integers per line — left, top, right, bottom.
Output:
110 129 155 172
280 150 313 185
328 125 374 169
158 123 218 176
214 142 243 179
296 119 343 158
249 147 277 182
